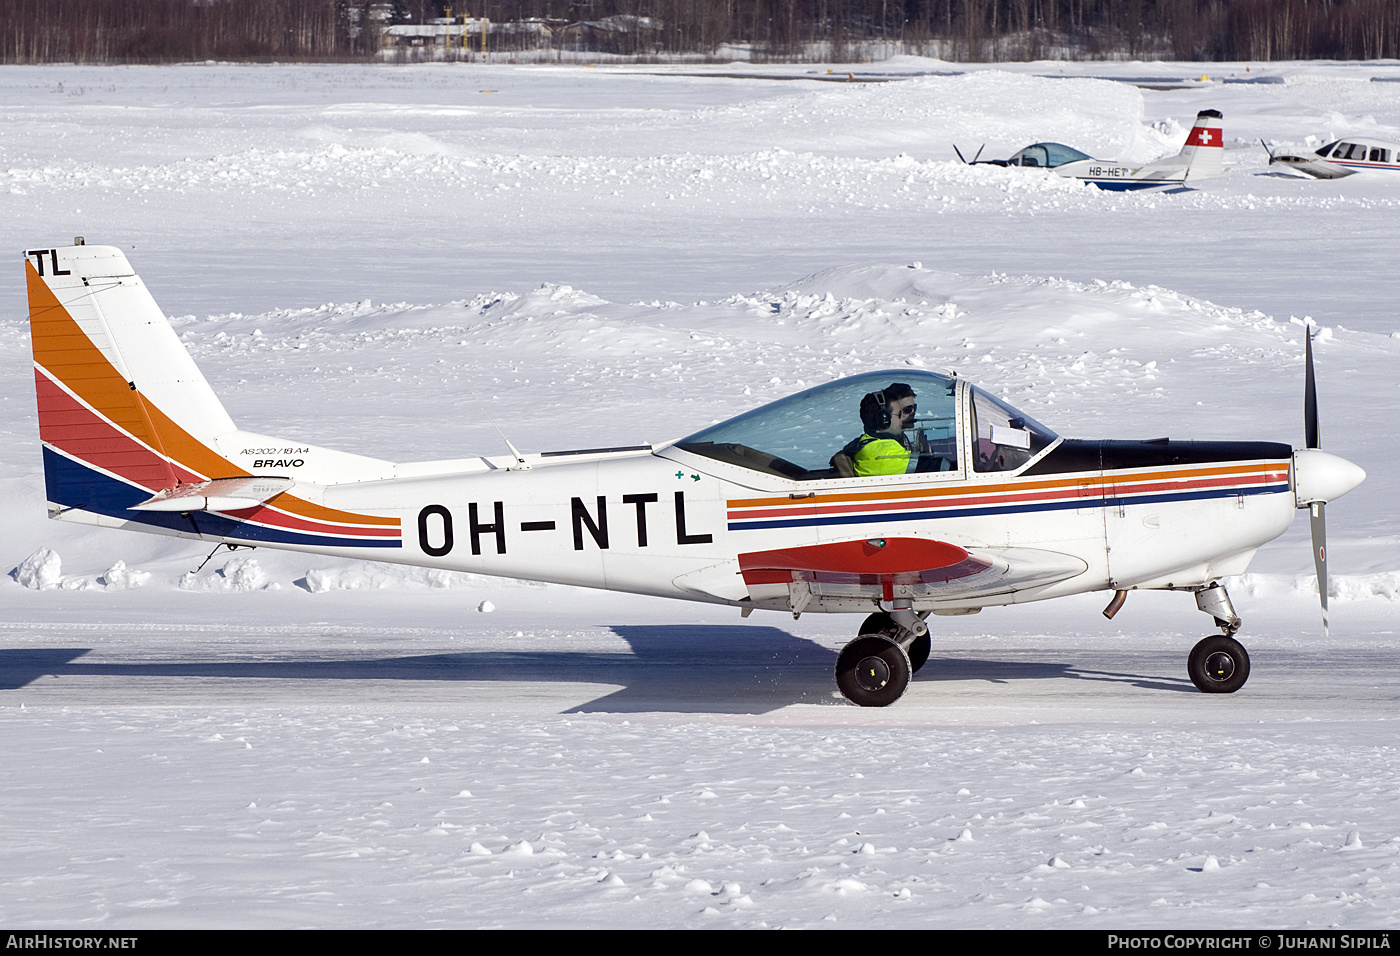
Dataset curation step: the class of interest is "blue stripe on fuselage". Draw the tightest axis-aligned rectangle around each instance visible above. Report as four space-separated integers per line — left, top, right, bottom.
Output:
1087 180 1174 191
726 482 1291 531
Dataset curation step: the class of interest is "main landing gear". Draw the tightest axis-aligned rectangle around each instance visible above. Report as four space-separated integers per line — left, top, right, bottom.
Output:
834 583 1255 705
1187 583 1251 694
835 608 931 707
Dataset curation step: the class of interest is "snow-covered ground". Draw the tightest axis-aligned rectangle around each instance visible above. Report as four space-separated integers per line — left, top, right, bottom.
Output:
2 58 1398 928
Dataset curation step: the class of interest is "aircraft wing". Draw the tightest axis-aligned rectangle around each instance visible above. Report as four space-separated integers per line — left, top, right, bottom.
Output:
674 536 1088 609
1269 154 1354 179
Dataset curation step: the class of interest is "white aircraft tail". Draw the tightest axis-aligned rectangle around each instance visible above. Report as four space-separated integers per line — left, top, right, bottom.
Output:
26 243 403 548
1178 109 1224 181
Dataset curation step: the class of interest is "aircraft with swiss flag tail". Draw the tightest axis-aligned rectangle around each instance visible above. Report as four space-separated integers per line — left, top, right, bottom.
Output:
25 240 1363 707
956 109 1226 190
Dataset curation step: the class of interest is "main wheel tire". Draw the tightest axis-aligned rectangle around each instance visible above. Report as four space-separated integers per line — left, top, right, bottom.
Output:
858 611 895 635
836 635 912 707
1187 635 1251 694
907 632 931 673
858 611 931 673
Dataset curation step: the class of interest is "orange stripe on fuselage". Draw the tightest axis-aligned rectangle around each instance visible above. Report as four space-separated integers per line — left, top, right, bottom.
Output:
728 469 1288 521
218 503 402 538
726 461 1287 515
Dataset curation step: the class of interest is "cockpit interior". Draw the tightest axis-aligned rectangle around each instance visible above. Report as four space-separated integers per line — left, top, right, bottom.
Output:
674 369 1058 482
1007 143 1093 169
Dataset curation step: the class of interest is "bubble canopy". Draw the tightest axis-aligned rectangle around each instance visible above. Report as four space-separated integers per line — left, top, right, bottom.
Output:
1009 143 1092 168
674 369 964 481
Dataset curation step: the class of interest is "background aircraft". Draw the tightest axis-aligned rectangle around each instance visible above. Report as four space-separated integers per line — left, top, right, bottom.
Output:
27 242 1363 707
957 109 1225 190
1265 136 1400 178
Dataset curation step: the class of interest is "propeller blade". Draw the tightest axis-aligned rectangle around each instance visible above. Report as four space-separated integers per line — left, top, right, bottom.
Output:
953 144 968 165
1310 501 1329 637
1261 138 1276 162
1304 327 1320 449
973 144 985 163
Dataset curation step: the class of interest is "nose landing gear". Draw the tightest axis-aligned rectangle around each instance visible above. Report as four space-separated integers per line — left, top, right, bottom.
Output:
1187 584 1251 694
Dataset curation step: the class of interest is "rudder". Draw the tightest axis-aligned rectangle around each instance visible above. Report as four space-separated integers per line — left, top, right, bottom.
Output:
1179 109 1224 181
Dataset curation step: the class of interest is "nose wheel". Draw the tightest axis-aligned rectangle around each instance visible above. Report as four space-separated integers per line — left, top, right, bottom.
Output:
1187 635 1251 693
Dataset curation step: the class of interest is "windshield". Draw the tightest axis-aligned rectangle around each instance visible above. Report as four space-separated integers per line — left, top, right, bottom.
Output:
969 386 1058 472
1011 143 1091 168
676 370 959 481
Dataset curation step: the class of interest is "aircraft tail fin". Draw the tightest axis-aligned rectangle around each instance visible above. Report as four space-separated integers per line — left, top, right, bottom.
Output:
27 243 401 547
27 243 243 510
1178 109 1224 181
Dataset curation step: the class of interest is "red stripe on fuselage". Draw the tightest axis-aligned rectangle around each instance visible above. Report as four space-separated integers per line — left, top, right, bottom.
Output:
727 469 1287 521
218 503 401 539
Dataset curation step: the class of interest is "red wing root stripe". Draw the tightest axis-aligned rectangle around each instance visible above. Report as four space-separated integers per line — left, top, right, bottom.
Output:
739 537 968 575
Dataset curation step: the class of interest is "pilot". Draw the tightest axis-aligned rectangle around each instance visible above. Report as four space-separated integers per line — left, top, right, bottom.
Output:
837 384 918 477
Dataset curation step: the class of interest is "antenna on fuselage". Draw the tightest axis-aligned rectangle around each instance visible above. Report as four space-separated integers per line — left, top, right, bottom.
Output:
489 421 531 471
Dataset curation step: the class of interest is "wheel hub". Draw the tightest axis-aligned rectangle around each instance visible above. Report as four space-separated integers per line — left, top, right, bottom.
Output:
1203 650 1236 681
855 655 891 692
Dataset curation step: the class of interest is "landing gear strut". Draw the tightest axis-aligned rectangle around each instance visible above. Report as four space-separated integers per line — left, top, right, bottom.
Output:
1187 583 1250 694
835 608 930 707
859 611 931 672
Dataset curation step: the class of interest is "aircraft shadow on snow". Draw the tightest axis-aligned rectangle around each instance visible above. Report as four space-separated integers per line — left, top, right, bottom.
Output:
0 629 1194 713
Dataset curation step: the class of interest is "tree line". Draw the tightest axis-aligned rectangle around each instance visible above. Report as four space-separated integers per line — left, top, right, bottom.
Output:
2 0 1397 63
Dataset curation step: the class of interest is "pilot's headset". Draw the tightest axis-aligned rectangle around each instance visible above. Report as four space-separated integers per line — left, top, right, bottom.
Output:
860 390 892 433
860 383 914 434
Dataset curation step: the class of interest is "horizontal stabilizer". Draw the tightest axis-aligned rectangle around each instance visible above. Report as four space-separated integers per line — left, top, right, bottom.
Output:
130 476 295 513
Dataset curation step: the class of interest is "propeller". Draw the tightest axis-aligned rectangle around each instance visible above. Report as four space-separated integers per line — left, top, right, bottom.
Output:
952 144 985 165
1292 329 1365 636
1304 328 1328 635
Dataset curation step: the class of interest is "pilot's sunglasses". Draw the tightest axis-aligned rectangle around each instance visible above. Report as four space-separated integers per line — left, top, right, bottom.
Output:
899 404 917 416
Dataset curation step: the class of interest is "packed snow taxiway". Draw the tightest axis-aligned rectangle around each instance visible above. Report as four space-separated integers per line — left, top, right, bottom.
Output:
2 58 1399 928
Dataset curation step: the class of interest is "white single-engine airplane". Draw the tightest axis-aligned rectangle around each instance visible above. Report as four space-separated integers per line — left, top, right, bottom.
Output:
26 242 1365 706
957 110 1225 190
1264 136 1400 179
